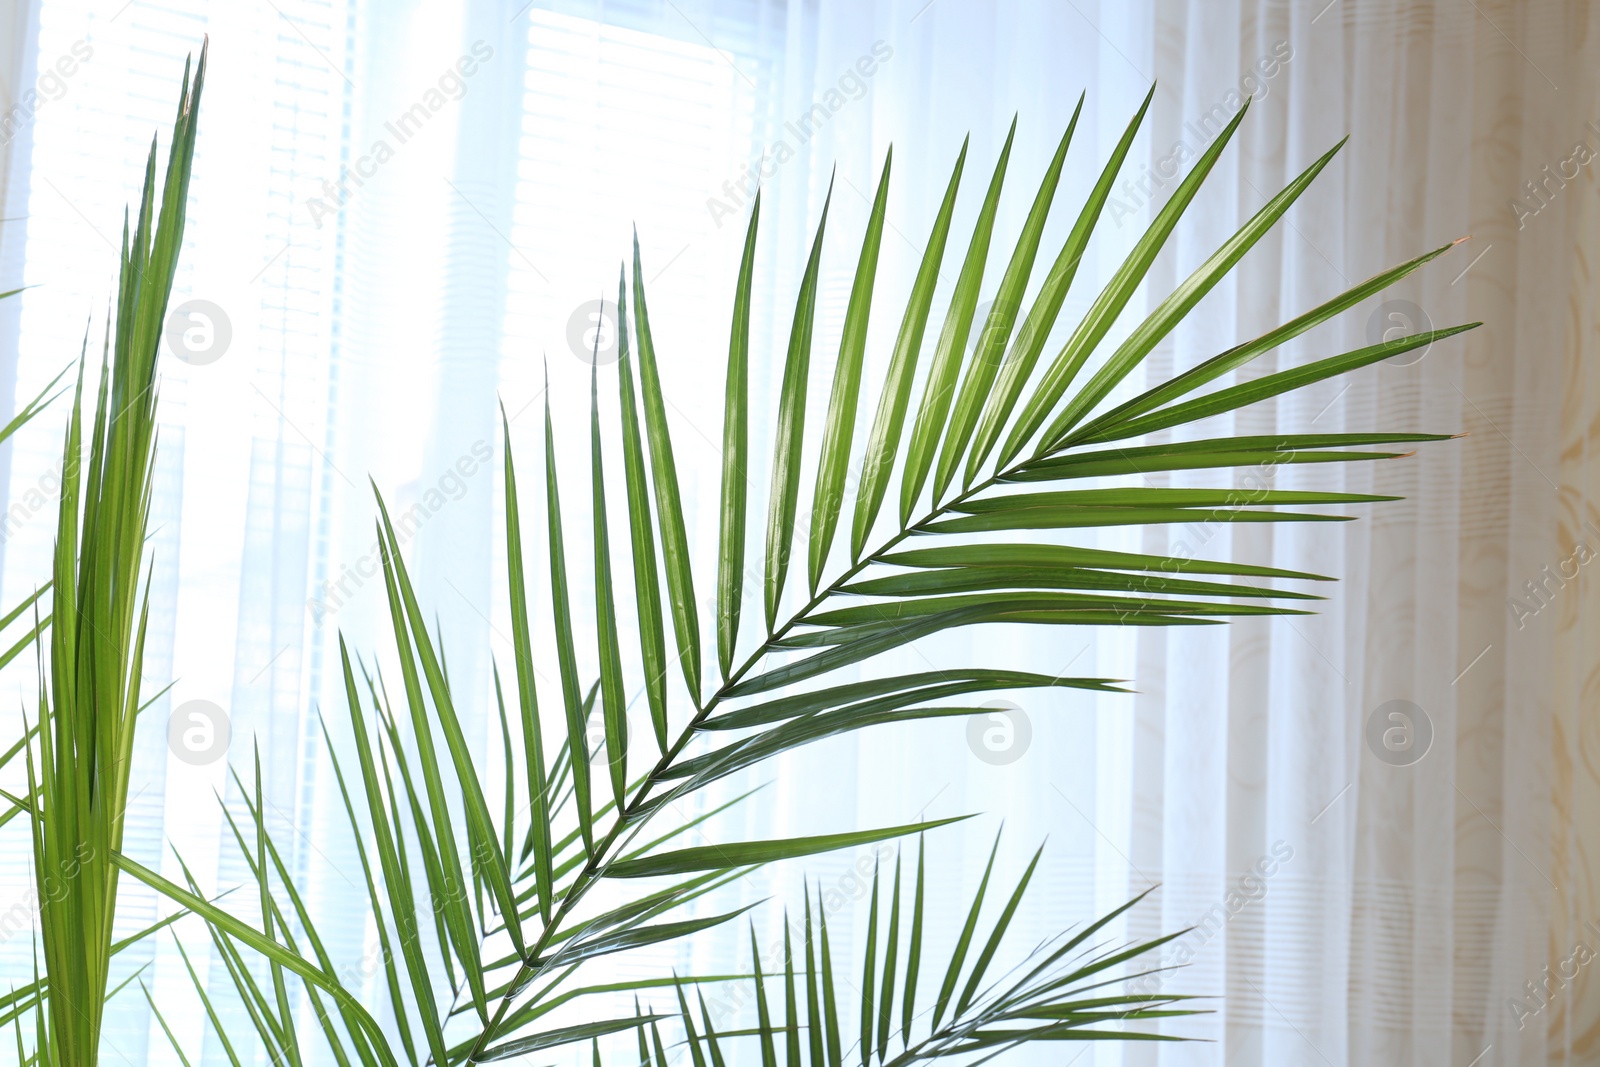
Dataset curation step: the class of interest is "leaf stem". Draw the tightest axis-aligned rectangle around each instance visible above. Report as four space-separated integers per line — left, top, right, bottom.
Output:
463 468 1011 1060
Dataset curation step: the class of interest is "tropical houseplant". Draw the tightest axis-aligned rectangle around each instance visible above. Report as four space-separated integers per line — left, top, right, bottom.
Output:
5 46 1474 1067
0 43 207 1067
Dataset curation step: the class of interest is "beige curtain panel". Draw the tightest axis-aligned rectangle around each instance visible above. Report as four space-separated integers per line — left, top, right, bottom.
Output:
1130 1 1597 1062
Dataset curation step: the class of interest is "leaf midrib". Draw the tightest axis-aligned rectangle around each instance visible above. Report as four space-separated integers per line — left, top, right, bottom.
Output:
463 459 1021 1061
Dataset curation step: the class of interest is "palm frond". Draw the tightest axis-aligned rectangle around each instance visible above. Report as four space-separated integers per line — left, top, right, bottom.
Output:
681 844 1202 1065
116 88 1472 1066
16 40 206 1067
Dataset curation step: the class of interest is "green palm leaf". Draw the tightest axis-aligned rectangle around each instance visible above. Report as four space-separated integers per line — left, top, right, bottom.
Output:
719 194 761 675
107 85 1474 1066
615 266 671 750
592 341 630 808
808 151 892 593
632 233 703 700
765 180 832 629
542 381 596 850
16 42 205 1067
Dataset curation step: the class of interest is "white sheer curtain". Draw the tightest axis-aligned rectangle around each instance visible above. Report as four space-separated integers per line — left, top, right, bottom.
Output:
0 1 1590 1065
